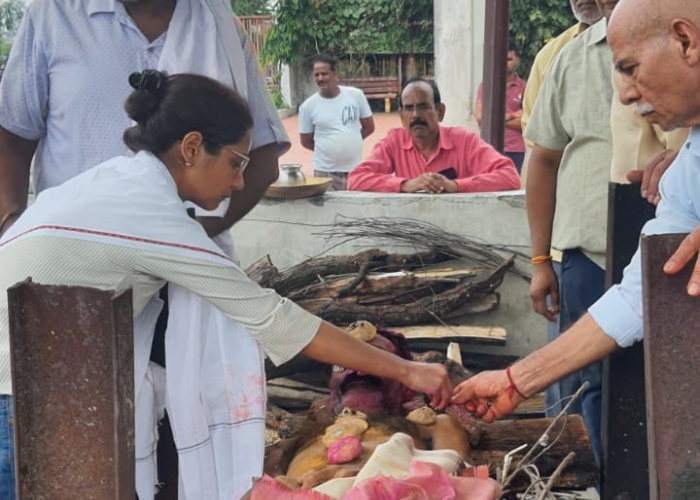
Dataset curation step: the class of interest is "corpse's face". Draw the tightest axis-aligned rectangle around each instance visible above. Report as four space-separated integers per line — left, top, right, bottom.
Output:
329 332 413 414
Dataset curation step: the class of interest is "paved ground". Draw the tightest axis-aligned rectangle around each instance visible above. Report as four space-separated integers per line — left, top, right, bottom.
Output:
279 111 401 176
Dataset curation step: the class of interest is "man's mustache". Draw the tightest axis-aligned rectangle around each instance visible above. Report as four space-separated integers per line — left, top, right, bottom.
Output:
410 119 428 128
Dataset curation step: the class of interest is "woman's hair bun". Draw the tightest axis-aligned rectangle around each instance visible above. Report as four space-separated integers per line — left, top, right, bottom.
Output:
128 70 167 93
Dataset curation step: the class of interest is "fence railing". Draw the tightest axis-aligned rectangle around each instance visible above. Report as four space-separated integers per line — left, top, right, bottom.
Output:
239 15 275 81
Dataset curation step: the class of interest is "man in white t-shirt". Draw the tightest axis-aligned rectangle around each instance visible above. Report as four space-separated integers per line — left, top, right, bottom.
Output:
299 53 375 190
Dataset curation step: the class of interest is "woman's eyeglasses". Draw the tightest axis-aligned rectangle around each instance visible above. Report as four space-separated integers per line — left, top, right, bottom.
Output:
227 148 250 173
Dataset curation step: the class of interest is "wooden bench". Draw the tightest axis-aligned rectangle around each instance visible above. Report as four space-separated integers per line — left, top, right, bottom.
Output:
340 76 400 113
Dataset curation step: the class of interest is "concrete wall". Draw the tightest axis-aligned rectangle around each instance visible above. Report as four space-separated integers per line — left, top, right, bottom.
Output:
281 63 316 111
232 191 547 359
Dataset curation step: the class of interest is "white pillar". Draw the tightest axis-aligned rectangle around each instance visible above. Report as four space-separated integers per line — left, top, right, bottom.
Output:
434 0 485 132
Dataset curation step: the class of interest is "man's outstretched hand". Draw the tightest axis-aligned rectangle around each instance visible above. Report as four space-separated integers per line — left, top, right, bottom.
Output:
451 370 525 423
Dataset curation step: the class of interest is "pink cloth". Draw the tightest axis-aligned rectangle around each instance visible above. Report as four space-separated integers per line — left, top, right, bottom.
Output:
250 476 335 499
347 126 520 193
343 460 502 500
476 77 526 153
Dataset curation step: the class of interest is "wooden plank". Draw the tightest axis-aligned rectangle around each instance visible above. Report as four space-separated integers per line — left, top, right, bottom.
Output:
391 325 506 343
411 267 478 279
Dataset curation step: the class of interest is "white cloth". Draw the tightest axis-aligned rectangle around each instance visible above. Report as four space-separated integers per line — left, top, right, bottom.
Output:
134 297 166 500
165 285 266 500
298 86 372 172
0 153 322 497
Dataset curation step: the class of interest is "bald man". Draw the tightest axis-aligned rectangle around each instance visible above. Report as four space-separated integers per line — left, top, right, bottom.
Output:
453 0 700 431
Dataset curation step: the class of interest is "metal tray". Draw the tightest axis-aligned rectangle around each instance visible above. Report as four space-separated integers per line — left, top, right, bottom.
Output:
264 177 332 199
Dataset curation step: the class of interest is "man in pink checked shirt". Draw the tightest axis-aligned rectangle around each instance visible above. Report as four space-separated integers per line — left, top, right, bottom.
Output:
347 77 521 194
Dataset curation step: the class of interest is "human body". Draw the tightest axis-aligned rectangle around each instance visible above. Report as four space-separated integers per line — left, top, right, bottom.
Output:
0 72 452 500
348 78 520 194
299 54 374 190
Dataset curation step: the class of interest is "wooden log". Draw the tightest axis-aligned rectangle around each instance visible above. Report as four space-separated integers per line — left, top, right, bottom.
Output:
244 254 279 288
471 415 598 491
269 250 456 296
267 378 330 411
295 256 513 326
441 293 500 318
271 249 388 296
287 268 481 302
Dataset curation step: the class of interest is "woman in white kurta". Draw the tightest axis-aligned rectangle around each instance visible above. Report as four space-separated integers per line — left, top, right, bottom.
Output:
0 71 452 499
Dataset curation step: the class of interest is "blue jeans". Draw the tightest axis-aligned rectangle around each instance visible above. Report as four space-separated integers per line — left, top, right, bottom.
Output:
544 251 604 467
504 152 525 174
0 396 15 500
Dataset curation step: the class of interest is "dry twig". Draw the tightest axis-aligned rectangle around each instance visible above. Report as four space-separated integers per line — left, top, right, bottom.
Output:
498 382 589 499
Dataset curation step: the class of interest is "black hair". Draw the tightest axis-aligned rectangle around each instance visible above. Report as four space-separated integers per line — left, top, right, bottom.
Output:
312 53 337 72
398 76 441 108
123 70 253 156
508 38 519 55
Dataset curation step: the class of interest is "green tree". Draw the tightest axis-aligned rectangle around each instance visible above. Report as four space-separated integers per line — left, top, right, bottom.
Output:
230 0 271 16
0 0 24 62
261 0 573 77
509 0 575 76
262 0 433 65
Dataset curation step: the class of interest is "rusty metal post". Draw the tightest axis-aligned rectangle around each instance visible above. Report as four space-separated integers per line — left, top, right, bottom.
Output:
601 183 655 500
641 234 700 499
480 0 509 152
7 282 134 500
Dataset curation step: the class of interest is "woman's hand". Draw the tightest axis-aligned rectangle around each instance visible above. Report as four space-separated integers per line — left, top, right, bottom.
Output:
403 361 453 410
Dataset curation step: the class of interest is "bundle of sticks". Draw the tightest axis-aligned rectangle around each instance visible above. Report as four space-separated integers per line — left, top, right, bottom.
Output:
245 217 521 326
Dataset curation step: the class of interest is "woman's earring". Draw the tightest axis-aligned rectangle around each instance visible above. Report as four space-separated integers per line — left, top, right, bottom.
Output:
185 162 192 167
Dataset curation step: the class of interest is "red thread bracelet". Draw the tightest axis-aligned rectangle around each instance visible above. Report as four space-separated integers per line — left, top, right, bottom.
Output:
506 366 527 400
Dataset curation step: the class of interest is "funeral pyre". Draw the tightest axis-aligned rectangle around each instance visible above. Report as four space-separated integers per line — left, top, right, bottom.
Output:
244 218 598 499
